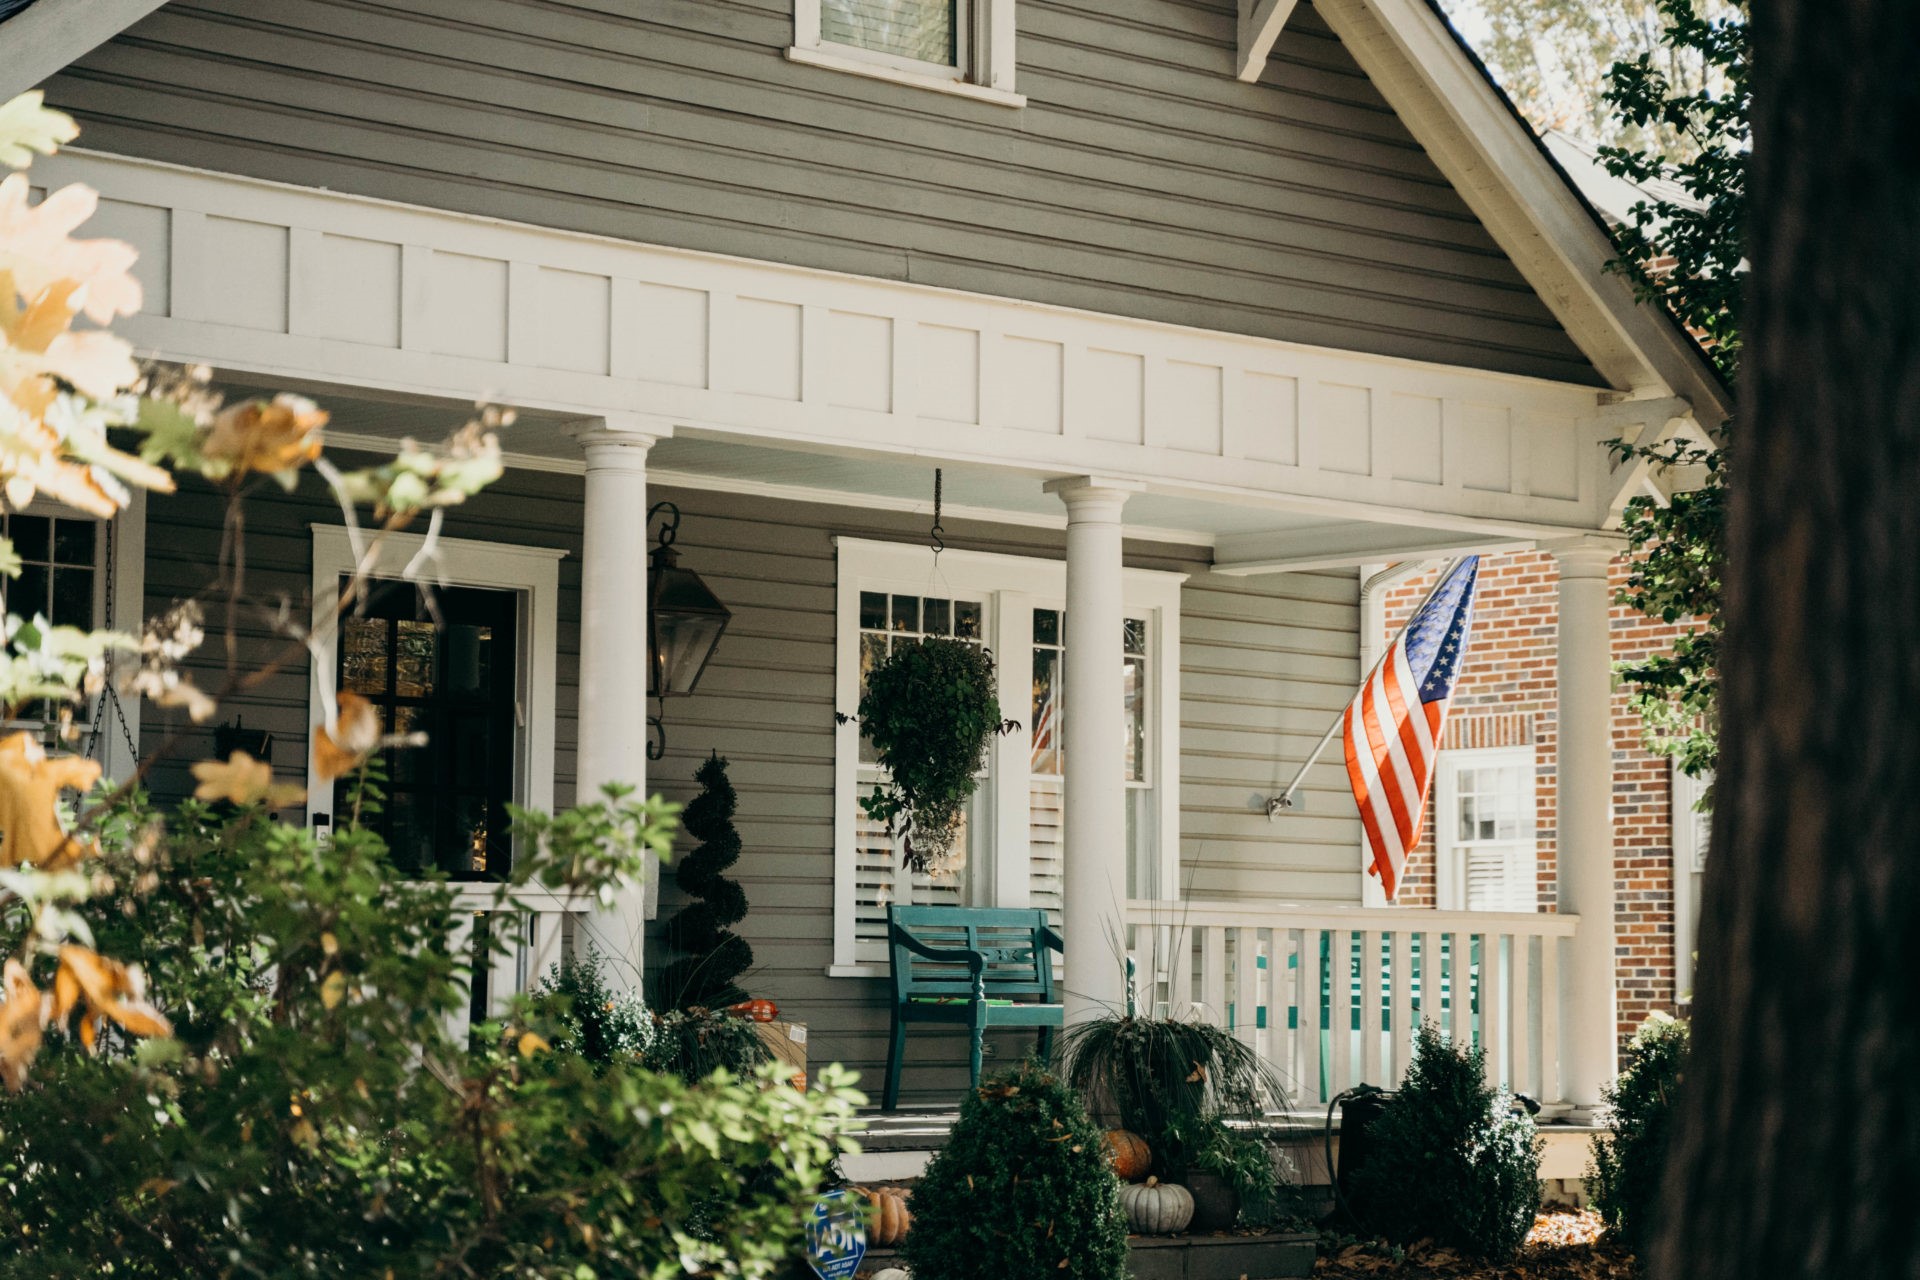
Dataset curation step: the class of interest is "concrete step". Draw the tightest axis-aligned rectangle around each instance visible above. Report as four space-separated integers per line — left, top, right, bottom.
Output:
859 1231 1317 1280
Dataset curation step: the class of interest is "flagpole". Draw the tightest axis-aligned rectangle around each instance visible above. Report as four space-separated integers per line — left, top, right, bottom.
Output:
1265 556 1470 821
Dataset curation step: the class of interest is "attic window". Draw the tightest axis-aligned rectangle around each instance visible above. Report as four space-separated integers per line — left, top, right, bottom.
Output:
788 0 1024 107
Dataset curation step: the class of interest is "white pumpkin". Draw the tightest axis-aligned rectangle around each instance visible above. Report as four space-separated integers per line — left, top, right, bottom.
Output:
871 1269 911 1280
1120 1176 1195 1235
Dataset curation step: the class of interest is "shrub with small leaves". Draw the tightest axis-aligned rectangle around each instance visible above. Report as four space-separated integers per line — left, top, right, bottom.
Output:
901 1059 1128 1280
641 1006 769 1084
1349 1022 1542 1261
532 944 651 1067
1589 1014 1689 1260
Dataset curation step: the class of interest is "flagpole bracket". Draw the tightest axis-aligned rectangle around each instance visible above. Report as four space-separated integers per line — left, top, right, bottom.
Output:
1265 794 1298 821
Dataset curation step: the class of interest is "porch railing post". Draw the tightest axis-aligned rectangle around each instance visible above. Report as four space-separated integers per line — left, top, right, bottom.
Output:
1046 476 1141 1022
574 419 663 993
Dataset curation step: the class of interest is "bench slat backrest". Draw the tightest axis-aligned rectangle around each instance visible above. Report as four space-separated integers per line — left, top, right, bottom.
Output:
888 906 1058 1002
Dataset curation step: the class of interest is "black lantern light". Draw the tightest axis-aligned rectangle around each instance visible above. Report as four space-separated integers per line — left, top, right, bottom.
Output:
646 501 731 759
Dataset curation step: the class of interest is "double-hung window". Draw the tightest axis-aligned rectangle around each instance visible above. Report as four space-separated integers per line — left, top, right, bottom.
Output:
1433 746 1539 912
832 538 1182 974
790 0 1023 106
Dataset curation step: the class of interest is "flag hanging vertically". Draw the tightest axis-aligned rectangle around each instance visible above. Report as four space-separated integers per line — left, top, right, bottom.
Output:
1344 556 1481 901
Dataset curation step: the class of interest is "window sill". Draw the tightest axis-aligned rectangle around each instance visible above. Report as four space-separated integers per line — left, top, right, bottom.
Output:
784 45 1026 108
826 963 888 979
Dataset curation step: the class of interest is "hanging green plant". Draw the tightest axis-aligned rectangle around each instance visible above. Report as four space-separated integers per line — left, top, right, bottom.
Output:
850 636 1008 873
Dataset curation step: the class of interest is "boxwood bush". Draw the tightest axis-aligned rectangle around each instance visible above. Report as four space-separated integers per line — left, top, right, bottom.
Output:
1349 1021 1542 1261
1589 1014 1689 1258
901 1059 1128 1280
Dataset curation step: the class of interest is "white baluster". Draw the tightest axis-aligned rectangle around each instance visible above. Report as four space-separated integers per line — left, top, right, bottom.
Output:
1511 932 1535 1098
1233 927 1259 1051
1359 929 1382 1086
1388 931 1413 1087
1201 925 1227 1024
1329 930 1353 1097
1481 934 1505 1090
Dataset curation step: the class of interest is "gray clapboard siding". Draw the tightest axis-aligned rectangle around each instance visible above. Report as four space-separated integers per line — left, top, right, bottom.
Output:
46 0 1597 384
136 472 1356 1100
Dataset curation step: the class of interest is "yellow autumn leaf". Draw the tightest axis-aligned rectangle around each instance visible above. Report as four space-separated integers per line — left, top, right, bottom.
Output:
313 691 381 781
0 959 44 1092
0 731 101 868
201 394 326 481
289 1118 319 1148
517 1031 550 1059
320 971 347 1010
190 751 305 808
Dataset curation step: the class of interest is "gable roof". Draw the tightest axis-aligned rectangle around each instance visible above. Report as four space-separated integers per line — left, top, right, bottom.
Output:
1312 0 1730 429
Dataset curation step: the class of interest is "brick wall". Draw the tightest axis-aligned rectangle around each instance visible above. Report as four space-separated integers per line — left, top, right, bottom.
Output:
1382 550 1693 1047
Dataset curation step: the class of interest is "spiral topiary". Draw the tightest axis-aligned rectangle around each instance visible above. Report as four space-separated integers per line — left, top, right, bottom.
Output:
901 1059 1128 1280
657 752 753 1010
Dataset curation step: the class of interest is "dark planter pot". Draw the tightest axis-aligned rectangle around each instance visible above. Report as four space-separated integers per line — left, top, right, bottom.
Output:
1185 1172 1240 1233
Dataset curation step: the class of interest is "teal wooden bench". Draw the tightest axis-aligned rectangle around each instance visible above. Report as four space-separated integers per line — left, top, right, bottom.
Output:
883 905 1065 1110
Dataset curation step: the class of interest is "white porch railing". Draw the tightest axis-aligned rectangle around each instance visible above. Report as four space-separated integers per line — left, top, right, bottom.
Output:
1123 900 1579 1108
447 885 596 1038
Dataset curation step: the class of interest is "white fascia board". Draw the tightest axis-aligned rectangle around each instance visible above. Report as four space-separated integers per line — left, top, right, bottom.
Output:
1315 0 1731 431
0 0 170 99
1236 0 1301 81
1212 523 1534 575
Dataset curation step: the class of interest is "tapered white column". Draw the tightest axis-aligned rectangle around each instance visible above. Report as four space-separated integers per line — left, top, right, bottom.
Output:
1552 538 1618 1110
575 422 659 986
1046 477 1141 1021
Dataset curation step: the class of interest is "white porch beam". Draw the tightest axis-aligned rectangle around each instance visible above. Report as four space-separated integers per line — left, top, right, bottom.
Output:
1212 522 1532 575
1047 476 1141 1022
1236 0 1300 82
1548 535 1619 1112
0 0 170 100
573 418 663 988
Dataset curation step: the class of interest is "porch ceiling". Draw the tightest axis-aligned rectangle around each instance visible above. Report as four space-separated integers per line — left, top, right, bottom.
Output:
251 379 1548 570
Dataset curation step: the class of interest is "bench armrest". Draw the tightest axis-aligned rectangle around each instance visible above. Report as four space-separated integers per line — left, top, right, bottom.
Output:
890 926 987 972
1041 925 1065 954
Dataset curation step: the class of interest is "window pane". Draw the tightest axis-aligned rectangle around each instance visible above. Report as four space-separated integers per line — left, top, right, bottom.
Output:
12 564 48 620
341 618 389 695
52 519 95 566
923 596 951 636
860 590 887 630
8 516 48 564
953 600 981 640
52 568 92 627
821 0 956 67
1123 654 1147 782
1032 647 1062 775
890 594 919 632
1033 607 1060 647
395 620 437 698
1123 617 1146 655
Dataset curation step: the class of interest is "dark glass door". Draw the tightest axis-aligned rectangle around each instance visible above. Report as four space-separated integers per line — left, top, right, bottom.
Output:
336 580 518 879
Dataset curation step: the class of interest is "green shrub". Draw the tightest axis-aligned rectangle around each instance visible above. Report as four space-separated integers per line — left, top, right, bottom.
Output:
532 944 652 1067
642 1006 770 1083
1589 1014 1689 1258
902 1059 1128 1280
1349 1022 1542 1261
0 787 857 1279
657 752 754 1009
1189 1114 1294 1227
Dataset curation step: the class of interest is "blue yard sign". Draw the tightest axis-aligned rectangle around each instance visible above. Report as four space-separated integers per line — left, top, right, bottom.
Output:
804 1189 867 1280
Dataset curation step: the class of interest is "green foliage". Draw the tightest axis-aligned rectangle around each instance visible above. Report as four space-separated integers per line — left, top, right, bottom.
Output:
0 785 858 1279
1589 1015 1690 1259
1189 1114 1293 1227
641 1006 771 1084
1057 1011 1290 1181
1600 0 1746 788
1349 1022 1542 1262
532 944 652 1067
658 751 754 1009
853 636 1003 872
901 1059 1129 1280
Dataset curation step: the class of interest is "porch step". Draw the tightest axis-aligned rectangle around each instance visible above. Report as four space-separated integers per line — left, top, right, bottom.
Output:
859 1231 1317 1279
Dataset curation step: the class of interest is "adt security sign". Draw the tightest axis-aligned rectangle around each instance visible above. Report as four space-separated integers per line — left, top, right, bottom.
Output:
804 1189 867 1280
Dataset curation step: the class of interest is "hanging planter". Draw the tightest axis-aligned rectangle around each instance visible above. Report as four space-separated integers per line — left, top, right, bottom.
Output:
848 636 1009 874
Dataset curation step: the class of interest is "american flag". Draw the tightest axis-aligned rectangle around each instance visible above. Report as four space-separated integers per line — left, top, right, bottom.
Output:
1344 556 1480 901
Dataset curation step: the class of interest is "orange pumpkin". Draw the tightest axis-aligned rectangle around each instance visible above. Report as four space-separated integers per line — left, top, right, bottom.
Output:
729 998 779 1023
1103 1129 1151 1182
861 1187 913 1246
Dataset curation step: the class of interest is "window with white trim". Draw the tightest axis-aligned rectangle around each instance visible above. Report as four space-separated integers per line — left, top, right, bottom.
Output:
832 538 1182 974
1672 763 1712 1003
790 0 1022 106
1434 746 1538 912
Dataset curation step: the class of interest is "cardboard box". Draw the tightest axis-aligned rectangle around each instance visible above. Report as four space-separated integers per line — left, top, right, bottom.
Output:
753 1019 808 1090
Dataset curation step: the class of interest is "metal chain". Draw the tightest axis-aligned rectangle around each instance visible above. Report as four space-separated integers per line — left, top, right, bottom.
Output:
929 468 945 558
89 514 143 768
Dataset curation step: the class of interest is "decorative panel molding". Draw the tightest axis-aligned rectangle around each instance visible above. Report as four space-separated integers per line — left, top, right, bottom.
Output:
45 149 1633 536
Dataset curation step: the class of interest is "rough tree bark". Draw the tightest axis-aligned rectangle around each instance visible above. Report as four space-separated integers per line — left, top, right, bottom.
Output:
1649 3 1920 1279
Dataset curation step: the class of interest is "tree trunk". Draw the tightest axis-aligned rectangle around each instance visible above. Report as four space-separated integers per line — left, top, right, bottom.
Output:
1649 4 1920 1279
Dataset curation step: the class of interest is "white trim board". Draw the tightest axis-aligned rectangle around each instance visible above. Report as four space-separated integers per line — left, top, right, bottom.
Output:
37 148 1637 540
0 0 169 100
303 524 564 855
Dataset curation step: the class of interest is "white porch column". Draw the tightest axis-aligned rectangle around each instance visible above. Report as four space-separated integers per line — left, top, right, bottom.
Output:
1046 477 1141 1021
1551 538 1618 1110
574 421 659 986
